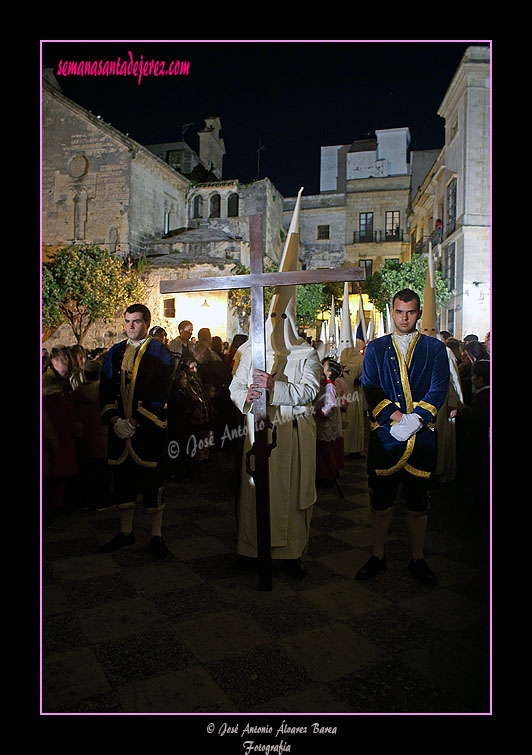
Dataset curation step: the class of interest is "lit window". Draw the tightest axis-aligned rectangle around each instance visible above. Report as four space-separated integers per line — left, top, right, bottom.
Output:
359 213 373 241
385 211 401 240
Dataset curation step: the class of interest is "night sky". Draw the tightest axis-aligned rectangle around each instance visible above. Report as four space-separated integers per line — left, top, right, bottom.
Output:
40 40 490 198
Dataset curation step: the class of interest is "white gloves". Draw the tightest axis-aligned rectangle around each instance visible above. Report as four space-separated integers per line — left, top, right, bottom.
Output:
389 413 423 442
113 418 137 439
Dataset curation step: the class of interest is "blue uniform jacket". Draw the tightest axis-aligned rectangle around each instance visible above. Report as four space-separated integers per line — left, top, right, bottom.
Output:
99 337 173 468
362 332 450 477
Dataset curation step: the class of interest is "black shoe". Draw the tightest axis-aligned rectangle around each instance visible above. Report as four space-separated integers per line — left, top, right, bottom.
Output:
408 557 438 588
150 536 169 559
356 554 386 581
98 531 135 553
286 558 307 579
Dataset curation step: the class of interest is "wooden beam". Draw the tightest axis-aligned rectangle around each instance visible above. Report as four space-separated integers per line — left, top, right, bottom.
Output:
160 267 365 295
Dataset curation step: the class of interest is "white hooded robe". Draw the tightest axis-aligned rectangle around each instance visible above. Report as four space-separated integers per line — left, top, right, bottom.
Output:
229 187 322 559
340 341 366 455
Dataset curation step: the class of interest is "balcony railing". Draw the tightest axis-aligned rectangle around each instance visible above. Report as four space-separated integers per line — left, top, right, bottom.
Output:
353 229 406 244
414 237 430 255
432 228 442 245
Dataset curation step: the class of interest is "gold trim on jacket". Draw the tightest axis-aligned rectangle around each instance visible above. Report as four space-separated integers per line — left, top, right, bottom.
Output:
120 337 152 420
373 332 421 476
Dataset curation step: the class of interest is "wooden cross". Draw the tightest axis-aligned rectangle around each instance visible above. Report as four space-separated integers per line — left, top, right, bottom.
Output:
160 214 365 590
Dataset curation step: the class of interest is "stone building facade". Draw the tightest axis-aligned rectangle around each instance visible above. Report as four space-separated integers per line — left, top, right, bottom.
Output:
408 45 490 339
282 192 346 270
147 177 286 339
42 73 189 260
145 116 226 182
283 127 414 280
42 45 490 349
42 72 286 350
283 46 491 341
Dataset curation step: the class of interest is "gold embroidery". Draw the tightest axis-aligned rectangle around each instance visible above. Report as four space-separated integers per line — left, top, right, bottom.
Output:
373 398 393 418
392 336 413 413
120 337 153 420
374 333 431 476
107 448 128 466
126 439 158 468
137 401 168 428
375 434 416 475
114 337 160 467
406 331 420 367
414 400 437 418
100 402 118 417
404 463 432 478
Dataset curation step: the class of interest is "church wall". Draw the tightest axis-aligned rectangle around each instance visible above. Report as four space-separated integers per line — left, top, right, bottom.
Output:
187 178 285 266
42 80 192 351
42 88 132 254
42 83 190 259
128 150 188 256
240 179 285 264
188 183 248 240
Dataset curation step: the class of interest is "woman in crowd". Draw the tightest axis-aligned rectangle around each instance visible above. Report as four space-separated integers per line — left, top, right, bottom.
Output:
225 334 248 374
42 347 84 521
149 325 169 345
459 340 489 407
314 358 344 487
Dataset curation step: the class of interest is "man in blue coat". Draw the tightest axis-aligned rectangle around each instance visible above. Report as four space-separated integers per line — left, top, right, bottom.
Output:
98 304 174 558
357 289 450 587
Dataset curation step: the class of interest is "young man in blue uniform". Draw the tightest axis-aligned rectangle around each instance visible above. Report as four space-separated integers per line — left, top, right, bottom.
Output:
98 304 174 559
357 289 450 587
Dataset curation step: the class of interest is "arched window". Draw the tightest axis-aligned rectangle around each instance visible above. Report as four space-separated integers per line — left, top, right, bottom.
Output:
209 193 221 218
192 195 203 219
227 193 239 217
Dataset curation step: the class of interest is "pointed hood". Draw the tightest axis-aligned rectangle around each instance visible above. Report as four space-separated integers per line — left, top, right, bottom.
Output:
315 339 326 361
366 308 375 341
376 309 385 338
385 303 392 335
264 187 315 371
340 337 366 370
325 296 338 359
319 319 329 346
355 293 367 343
338 282 355 352
420 244 438 338
326 294 338 358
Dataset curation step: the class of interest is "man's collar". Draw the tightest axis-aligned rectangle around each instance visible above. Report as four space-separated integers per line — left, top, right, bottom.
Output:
128 336 149 348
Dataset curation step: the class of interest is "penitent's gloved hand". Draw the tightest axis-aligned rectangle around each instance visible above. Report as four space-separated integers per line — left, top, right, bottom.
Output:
389 413 423 442
113 418 137 439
